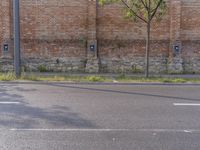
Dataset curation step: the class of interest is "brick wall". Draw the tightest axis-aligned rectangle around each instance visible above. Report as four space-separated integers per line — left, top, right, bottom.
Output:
181 0 200 73
19 0 88 72
97 2 170 73
0 0 200 73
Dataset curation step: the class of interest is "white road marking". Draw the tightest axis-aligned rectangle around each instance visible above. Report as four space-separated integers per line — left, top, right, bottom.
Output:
173 103 200 106
0 102 20 104
10 129 131 132
184 130 192 133
9 128 199 133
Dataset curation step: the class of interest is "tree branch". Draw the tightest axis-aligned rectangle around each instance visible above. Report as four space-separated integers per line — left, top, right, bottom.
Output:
150 0 163 20
140 0 148 10
121 0 148 23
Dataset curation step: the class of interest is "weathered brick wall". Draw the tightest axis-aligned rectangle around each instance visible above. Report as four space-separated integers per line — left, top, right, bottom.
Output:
97 0 200 73
0 0 199 73
19 0 88 72
97 2 170 73
0 0 13 71
181 0 200 73
0 0 89 72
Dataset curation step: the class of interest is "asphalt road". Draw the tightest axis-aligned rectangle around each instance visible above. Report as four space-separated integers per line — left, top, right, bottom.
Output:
0 82 200 150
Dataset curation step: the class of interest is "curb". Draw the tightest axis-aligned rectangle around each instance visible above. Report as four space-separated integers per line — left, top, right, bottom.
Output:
1 80 200 86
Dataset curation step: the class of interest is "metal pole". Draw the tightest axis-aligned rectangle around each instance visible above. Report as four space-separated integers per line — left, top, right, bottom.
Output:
13 0 21 77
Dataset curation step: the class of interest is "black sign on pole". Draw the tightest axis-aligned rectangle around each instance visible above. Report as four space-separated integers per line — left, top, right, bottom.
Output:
13 0 21 77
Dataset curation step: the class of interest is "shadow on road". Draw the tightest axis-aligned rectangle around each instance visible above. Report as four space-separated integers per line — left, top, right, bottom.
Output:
48 83 200 102
0 84 96 129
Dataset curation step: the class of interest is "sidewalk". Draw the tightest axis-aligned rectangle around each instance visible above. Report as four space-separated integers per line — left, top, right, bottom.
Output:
23 72 200 79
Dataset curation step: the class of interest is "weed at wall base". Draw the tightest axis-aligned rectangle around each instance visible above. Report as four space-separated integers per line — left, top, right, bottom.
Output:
0 72 16 81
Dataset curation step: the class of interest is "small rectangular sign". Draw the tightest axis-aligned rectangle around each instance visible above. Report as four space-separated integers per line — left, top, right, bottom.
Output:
173 43 181 56
3 44 9 52
90 44 95 52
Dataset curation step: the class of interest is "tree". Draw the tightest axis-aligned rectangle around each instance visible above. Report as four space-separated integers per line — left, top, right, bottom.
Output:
99 0 167 77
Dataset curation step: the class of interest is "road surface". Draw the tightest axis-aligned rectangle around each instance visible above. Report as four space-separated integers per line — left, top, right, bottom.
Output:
0 82 200 150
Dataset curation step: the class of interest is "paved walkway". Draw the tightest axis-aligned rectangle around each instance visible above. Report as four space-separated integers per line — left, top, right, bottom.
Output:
24 72 200 78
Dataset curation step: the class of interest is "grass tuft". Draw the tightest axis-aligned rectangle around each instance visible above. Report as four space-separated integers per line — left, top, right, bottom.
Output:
0 72 16 81
86 76 105 82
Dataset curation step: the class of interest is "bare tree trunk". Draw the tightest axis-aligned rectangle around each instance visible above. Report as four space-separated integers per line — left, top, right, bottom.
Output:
145 22 151 78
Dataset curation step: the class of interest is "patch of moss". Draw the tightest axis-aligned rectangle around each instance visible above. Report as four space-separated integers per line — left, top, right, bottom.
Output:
38 65 48 72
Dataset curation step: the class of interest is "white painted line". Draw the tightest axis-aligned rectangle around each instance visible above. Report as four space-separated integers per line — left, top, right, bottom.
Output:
0 102 20 104
10 129 131 132
9 128 199 133
184 130 192 133
174 103 200 106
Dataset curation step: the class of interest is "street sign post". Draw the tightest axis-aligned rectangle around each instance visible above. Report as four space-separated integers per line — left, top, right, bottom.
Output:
13 0 21 77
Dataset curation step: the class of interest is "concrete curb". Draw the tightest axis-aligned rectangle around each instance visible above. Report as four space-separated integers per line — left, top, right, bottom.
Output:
1 80 200 86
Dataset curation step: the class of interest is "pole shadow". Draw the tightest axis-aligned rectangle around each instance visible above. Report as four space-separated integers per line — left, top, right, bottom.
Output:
47 83 200 102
